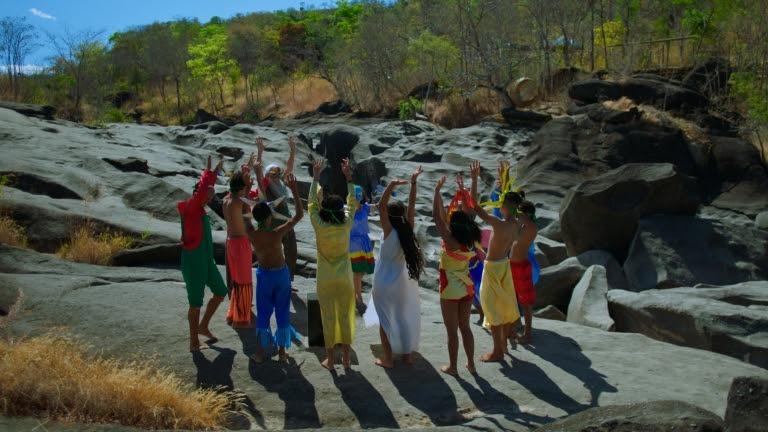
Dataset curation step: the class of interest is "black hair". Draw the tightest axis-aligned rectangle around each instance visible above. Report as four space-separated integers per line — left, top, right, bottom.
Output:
519 200 536 220
252 202 272 224
503 190 525 208
319 194 346 224
449 210 482 248
388 201 424 280
192 183 199 194
230 171 247 193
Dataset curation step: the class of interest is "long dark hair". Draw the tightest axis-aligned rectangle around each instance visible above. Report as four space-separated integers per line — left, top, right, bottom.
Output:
449 210 482 248
388 201 424 280
319 194 346 224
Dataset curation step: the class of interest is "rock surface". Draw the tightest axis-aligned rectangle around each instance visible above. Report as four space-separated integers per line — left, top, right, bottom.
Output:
535 400 724 432
567 266 615 331
724 376 768 432
607 282 768 368
1 245 766 431
623 215 768 291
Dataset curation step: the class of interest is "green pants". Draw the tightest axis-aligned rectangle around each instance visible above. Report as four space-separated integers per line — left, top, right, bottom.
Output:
181 245 227 308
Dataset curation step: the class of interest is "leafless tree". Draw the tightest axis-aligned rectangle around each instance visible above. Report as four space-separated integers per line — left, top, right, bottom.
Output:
46 28 105 118
0 16 39 100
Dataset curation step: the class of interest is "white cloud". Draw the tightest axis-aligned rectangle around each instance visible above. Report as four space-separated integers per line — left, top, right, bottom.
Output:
0 64 46 75
29 8 56 20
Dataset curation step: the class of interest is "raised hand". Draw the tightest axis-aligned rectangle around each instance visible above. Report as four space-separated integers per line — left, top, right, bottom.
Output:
284 173 297 189
390 179 409 187
411 165 423 184
215 155 224 173
206 155 212 171
312 159 325 178
435 175 447 191
497 160 509 180
288 135 297 153
341 158 353 182
470 161 481 180
456 173 465 191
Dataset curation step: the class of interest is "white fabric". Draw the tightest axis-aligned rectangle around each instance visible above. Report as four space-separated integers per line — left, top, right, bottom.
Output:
363 232 421 354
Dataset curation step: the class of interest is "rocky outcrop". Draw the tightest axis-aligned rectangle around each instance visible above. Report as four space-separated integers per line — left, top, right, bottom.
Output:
757 211 768 230
316 100 352 115
535 400 724 432
560 163 699 261
708 136 768 217
607 282 768 368
192 108 220 124
724 376 768 432
568 76 709 110
534 305 567 321
624 215 768 291
103 157 150 174
567 265 614 331
536 237 568 266
500 107 552 127
0 101 56 119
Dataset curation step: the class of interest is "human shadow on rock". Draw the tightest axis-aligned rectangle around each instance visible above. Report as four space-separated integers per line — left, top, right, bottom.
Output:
248 357 321 429
290 292 308 337
456 373 554 430
500 357 587 416
525 329 618 407
333 369 399 429
372 347 463 426
192 347 265 430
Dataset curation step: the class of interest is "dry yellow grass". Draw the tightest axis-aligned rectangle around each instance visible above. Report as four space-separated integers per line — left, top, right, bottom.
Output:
0 333 234 429
57 224 133 266
0 215 27 248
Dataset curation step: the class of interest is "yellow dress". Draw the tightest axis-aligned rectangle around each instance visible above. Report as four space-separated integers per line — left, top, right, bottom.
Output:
480 258 520 327
309 180 357 347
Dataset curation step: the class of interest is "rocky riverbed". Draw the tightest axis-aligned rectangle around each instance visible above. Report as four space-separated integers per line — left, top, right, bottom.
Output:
1 71 767 431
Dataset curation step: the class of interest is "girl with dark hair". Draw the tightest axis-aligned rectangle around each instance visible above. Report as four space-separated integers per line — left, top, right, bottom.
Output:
309 158 358 370
363 166 425 368
433 175 482 376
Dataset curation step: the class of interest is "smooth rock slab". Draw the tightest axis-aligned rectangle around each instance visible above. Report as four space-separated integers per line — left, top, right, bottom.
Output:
567 266 615 331
724 376 768 432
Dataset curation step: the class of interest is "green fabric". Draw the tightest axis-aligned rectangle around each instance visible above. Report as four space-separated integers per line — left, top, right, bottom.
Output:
181 215 227 307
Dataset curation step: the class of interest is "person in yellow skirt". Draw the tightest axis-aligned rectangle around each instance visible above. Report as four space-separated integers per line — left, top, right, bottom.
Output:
309 158 358 370
469 161 522 362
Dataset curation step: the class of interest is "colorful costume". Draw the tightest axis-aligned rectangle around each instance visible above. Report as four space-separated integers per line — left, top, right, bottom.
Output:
255 265 299 348
489 188 540 285
480 258 520 327
350 201 375 274
438 244 475 301
309 180 357 348
510 259 535 307
178 169 227 307
363 233 421 354
226 235 253 328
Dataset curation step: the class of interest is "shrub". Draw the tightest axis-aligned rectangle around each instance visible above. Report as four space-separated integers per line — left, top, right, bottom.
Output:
398 97 424 120
57 224 133 266
99 107 128 124
0 216 27 248
0 333 234 429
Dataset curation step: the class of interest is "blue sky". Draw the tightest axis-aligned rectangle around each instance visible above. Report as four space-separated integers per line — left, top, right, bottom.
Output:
7 1 323 66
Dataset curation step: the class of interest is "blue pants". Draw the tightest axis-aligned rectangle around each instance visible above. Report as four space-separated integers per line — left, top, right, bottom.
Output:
255 266 297 348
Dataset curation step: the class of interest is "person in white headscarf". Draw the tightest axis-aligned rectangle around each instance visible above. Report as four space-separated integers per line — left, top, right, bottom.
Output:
256 136 298 281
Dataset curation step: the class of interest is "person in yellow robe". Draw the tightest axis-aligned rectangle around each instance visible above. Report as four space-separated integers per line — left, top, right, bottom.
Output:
309 158 358 370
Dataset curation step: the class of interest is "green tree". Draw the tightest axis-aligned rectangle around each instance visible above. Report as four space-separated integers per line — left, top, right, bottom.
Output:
186 24 238 111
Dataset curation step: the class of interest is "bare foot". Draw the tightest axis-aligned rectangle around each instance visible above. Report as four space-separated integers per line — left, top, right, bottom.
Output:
190 340 201 352
342 356 352 369
198 328 218 344
466 363 477 374
374 358 393 369
250 352 265 363
480 352 504 362
518 333 532 344
278 349 289 363
321 357 334 370
441 365 458 376
402 353 414 365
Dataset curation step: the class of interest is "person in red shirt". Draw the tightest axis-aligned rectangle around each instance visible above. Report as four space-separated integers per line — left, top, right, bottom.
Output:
178 155 228 352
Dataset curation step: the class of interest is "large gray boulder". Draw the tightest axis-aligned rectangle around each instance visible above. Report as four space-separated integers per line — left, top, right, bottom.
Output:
535 400 723 432
724 376 768 432
607 282 768 368
624 215 768 291
567 266 614 331
560 163 700 261
708 136 768 218
568 76 710 110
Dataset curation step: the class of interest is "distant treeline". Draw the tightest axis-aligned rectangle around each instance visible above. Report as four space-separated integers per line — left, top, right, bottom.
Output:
1 0 767 126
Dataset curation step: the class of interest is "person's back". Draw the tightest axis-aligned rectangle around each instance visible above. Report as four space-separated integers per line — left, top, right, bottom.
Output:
224 169 254 328
485 218 519 262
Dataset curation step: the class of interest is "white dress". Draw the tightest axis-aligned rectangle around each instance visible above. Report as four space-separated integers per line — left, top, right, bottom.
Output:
363 232 421 354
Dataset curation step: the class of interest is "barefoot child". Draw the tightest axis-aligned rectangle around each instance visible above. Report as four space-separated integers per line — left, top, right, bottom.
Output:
433 175 481 376
249 172 304 362
309 158 358 370
223 165 255 328
179 155 228 352
470 162 521 362
350 185 375 315
511 200 538 344
364 167 425 369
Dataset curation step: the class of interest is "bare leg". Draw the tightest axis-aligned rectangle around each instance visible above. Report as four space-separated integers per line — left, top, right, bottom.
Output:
375 327 394 368
481 324 505 362
278 346 288 362
199 295 224 343
322 346 335 370
342 344 351 369
440 299 459 375
252 344 265 363
458 299 476 373
188 307 201 352
354 272 364 305
402 353 414 365
520 306 533 344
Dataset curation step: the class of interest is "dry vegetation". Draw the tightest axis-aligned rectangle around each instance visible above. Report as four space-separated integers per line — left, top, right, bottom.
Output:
0 216 27 248
0 333 234 429
57 223 133 266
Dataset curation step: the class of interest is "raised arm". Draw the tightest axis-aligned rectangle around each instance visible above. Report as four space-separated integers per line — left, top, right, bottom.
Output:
275 173 304 234
309 159 324 213
380 179 408 238
407 165 422 227
188 155 219 210
341 158 357 213
432 176 459 249
284 135 297 178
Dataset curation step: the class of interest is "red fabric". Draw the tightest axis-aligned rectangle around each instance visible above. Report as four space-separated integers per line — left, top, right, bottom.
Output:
510 259 535 306
177 169 217 251
226 237 253 285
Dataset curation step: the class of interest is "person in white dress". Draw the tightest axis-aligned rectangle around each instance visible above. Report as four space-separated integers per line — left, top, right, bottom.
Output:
364 166 425 368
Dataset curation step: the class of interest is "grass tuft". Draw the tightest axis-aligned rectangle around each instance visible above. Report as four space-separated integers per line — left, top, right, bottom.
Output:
0 216 28 248
0 333 235 429
57 223 133 266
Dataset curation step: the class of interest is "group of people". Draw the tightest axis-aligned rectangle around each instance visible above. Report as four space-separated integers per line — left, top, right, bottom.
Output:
177 136 539 374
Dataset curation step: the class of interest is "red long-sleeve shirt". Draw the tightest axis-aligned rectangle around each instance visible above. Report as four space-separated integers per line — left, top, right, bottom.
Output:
177 169 217 250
